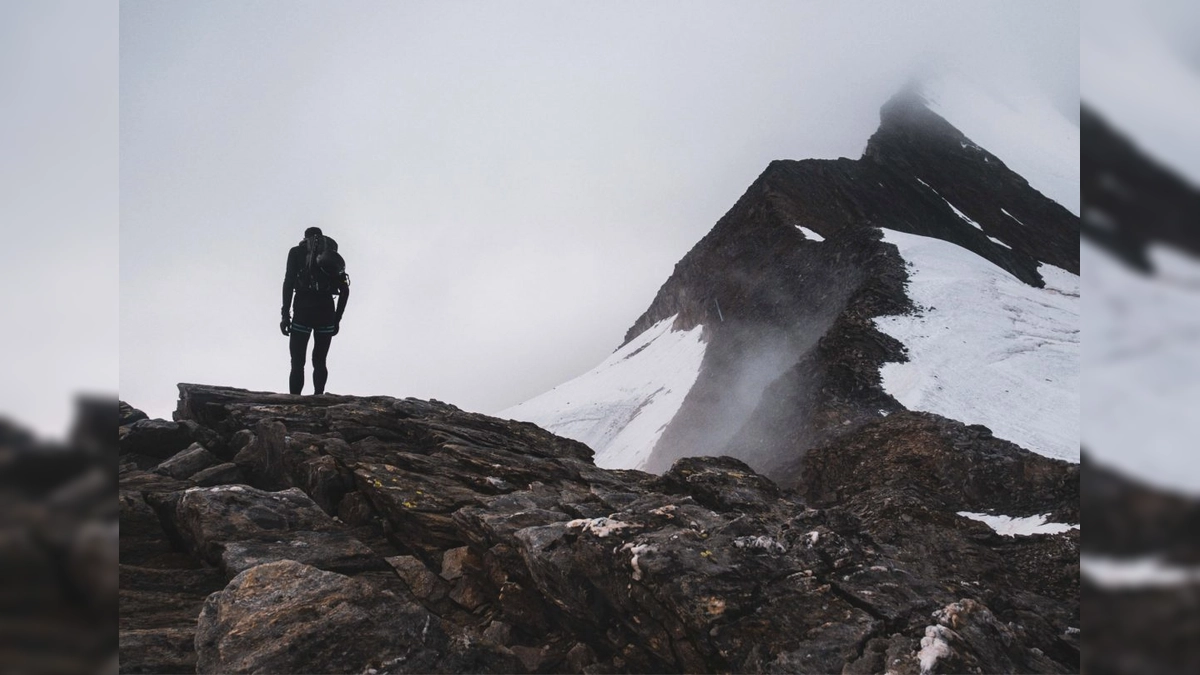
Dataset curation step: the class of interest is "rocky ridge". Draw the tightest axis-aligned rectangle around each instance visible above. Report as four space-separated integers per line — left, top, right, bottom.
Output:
119 384 1078 673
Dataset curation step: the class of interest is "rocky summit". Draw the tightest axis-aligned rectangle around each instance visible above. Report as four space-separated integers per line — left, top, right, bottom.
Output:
119 383 1078 674
503 83 1079 478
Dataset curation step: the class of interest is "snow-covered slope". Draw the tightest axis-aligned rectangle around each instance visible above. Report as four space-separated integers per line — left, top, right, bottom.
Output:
924 74 1080 215
876 229 1080 462
1083 239 1200 494
501 316 706 470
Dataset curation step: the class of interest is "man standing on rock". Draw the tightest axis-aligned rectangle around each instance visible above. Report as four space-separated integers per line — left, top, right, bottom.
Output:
281 227 349 395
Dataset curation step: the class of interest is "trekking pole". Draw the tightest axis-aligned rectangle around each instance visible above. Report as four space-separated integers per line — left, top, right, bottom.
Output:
714 298 724 322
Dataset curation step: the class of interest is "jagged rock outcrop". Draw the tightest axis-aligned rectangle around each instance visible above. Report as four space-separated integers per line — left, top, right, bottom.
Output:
1081 105 1200 270
195 560 523 674
796 412 1078 522
119 384 1078 673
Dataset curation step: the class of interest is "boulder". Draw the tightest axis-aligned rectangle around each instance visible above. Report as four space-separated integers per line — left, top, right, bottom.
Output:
195 560 522 674
189 463 245 487
195 560 448 674
120 419 195 460
153 443 218 480
170 485 383 577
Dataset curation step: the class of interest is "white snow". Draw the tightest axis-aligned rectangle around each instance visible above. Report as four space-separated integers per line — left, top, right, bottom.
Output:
1081 554 1200 589
501 315 707 470
915 177 984 231
1000 208 1025 226
987 235 1012 250
945 199 983 231
1083 239 1200 494
875 229 1079 462
923 73 1080 215
795 225 824 242
957 512 1077 537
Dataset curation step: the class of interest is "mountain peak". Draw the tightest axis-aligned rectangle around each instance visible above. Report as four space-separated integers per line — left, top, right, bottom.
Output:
507 82 1079 481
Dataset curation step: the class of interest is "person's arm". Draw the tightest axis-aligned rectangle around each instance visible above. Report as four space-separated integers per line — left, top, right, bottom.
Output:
281 249 296 334
334 273 350 324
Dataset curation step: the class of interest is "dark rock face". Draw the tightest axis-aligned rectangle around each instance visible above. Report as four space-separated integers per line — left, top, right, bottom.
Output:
1081 105 1200 270
154 442 218 479
624 87 1078 479
798 412 1078 522
172 485 386 577
195 559 523 674
119 385 1078 673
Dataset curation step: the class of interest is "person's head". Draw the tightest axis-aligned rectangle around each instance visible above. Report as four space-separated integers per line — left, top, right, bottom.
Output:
304 226 323 239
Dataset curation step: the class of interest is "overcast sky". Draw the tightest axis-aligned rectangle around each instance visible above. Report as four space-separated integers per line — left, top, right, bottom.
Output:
120 1 1078 422
2 1 116 439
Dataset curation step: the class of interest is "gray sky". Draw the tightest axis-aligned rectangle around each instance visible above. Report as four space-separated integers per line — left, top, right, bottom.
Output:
120 1 1078 422
2 1 117 439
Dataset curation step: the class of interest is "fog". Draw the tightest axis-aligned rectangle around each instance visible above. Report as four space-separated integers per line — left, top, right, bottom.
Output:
120 1 1077 421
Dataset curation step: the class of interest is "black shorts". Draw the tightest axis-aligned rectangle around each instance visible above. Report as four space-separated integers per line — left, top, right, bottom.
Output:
290 320 336 335
292 290 336 331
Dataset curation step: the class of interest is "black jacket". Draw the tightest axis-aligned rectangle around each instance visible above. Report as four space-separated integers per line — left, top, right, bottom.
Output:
282 237 349 327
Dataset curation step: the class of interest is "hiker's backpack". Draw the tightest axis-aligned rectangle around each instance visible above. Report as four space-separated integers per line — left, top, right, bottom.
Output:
297 235 348 294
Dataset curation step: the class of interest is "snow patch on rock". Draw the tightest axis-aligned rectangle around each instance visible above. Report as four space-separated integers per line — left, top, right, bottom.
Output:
957 511 1077 537
1081 554 1200 589
1000 208 1026 226
987 235 1012 250
916 177 984 231
794 225 824 242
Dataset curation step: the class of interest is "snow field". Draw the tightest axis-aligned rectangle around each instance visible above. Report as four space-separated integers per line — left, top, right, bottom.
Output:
501 316 706 469
875 229 1079 462
1083 239 1200 495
